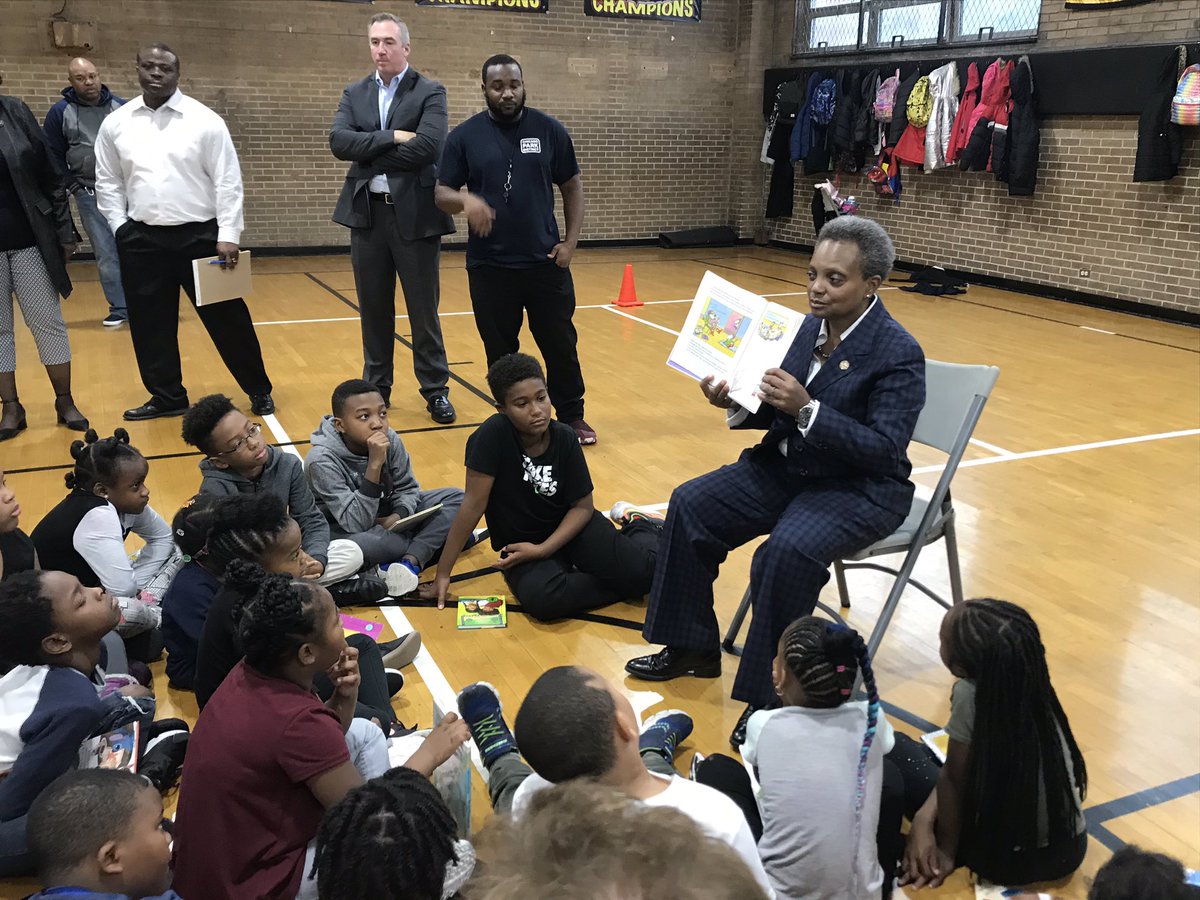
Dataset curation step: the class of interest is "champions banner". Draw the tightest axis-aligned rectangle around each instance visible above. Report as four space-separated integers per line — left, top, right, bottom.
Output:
584 0 701 22
415 0 547 12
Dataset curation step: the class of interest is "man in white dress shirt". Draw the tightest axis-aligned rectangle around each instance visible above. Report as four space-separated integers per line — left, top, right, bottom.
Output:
95 43 273 421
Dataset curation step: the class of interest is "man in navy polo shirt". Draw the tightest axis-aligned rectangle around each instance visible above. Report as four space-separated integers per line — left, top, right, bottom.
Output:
435 55 594 445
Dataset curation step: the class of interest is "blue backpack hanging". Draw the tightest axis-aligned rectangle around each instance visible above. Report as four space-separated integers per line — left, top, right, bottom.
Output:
811 76 838 125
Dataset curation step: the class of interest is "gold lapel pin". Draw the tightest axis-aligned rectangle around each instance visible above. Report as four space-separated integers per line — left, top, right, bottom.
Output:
839 360 850 371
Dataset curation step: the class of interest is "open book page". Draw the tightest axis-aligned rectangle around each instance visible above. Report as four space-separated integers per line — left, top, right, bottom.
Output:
79 721 139 773
726 301 807 413
667 271 766 387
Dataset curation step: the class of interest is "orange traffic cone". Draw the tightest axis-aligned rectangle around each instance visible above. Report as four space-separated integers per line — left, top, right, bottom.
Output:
612 264 644 308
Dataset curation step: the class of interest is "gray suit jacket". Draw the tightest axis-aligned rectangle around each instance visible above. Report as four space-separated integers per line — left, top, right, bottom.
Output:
329 68 454 241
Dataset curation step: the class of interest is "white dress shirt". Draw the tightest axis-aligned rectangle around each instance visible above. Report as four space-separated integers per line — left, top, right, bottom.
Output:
727 298 878 457
369 66 408 194
94 89 245 243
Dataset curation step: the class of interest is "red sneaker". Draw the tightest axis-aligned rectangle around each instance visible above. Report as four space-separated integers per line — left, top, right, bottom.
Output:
571 418 597 445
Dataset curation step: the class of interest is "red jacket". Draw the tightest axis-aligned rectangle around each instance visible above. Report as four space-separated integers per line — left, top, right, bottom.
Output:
946 62 980 165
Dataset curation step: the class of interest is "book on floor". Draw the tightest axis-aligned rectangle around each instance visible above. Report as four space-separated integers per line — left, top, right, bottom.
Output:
666 270 805 414
79 721 139 773
457 596 507 629
340 612 384 641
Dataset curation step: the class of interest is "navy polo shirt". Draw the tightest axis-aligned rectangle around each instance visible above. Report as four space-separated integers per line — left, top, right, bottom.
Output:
439 107 580 268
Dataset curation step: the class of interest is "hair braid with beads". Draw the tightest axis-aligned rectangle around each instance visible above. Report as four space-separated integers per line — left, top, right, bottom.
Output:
312 766 462 900
227 560 322 674
63 428 143 492
782 616 880 893
944 598 1087 873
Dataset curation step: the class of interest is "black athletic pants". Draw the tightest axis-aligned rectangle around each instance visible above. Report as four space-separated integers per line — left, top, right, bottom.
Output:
114 219 271 408
502 511 659 621
467 262 585 422
313 633 397 734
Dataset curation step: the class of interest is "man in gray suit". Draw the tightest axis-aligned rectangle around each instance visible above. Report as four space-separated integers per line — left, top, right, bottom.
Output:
330 12 456 424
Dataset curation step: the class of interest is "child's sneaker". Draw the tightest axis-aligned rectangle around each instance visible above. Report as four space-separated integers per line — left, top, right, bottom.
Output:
609 501 665 526
456 681 517 768
571 419 598 445
689 750 707 781
639 709 693 763
383 559 420 597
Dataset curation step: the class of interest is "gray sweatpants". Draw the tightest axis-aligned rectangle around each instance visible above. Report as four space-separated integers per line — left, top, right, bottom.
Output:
334 487 464 570
487 750 676 814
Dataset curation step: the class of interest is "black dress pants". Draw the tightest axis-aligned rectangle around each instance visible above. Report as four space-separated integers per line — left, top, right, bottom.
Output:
114 219 271 408
467 262 585 422
502 511 659 620
350 196 449 404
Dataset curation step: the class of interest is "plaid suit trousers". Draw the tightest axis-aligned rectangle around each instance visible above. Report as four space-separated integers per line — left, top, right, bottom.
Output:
642 448 903 707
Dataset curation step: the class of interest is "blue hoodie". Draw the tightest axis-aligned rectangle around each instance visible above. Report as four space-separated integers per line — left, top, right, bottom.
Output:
43 85 125 191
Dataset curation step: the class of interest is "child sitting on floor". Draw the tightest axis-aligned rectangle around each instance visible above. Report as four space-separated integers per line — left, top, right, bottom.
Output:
25 768 179 900
693 616 896 900
182 394 386 605
426 354 661 620
455 667 773 896
305 379 464 598
30 430 181 662
901 598 1088 889
0 466 36 583
172 571 469 900
161 494 221 690
0 571 186 878
313 765 475 900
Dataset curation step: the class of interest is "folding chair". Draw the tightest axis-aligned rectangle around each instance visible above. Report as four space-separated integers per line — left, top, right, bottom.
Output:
721 359 1001 661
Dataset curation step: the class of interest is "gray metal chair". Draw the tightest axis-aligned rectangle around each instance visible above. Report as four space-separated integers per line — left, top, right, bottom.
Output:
721 359 1001 661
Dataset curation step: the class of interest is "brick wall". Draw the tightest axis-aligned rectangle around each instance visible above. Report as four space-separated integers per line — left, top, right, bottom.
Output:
737 0 1200 312
0 0 746 248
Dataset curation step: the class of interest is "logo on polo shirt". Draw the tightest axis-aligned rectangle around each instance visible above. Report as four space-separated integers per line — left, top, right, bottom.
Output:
520 138 542 154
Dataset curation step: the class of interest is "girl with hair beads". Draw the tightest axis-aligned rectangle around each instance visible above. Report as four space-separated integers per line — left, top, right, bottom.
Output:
901 598 1087 890
314 765 475 900
193 493 406 737
30 429 180 662
694 615 897 900
172 572 468 900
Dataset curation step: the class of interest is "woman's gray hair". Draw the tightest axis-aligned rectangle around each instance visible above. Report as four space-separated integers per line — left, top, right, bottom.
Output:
816 217 896 281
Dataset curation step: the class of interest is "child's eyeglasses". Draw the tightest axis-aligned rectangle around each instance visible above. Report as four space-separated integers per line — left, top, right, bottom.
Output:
214 422 262 456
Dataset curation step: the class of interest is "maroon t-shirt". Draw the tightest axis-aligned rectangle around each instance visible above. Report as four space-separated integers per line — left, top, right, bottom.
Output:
172 660 350 900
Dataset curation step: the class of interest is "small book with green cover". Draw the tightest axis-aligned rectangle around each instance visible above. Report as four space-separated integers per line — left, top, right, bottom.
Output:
457 596 507 629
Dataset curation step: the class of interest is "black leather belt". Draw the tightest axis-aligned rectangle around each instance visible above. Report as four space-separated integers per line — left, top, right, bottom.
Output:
369 192 394 204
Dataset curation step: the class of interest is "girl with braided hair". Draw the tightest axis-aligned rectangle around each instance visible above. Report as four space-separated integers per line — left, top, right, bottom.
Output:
901 598 1087 890
172 571 468 900
693 615 898 899
314 765 475 900
30 428 181 662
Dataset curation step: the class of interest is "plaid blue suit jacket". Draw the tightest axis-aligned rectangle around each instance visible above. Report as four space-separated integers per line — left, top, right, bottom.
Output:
736 298 925 517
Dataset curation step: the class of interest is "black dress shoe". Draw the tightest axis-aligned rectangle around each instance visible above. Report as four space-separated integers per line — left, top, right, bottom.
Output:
730 704 760 750
250 393 275 416
625 646 721 681
123 398 188 421
427 395 456 424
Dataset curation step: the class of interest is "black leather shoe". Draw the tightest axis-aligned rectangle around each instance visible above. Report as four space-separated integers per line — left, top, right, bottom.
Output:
123 398 188 421
427 395 456 424
250 393 275 416
625 646 721 682
328 574 388 608
730 704 760 750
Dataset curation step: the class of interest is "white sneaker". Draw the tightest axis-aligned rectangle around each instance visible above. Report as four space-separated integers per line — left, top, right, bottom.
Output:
384 562 419 597
609 501 664 525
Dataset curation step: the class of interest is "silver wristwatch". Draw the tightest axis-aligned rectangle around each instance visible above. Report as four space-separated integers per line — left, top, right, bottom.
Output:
796 400 816 430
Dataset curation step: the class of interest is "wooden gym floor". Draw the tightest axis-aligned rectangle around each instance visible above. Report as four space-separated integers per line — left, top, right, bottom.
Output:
2 246 1198 899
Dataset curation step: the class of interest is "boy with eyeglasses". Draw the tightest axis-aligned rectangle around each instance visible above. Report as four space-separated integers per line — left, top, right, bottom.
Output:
181 394 386 605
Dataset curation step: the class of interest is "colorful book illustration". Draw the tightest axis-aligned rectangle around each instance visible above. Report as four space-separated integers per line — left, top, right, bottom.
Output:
922 728 950 763
340 612 384 641
457 596 507 630
666 271 805 414
80 721 139 773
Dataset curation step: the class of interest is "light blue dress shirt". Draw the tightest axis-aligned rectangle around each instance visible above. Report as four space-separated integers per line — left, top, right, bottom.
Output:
370 66 408 194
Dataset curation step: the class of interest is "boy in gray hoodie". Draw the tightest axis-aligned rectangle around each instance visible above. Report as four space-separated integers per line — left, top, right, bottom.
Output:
182 395 385 603
305 379 464 596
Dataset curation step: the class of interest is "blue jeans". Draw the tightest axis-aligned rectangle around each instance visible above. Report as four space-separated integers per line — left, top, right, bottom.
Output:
73 187 126 317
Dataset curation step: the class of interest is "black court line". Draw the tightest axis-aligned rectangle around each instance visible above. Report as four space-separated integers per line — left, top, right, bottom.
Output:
3 421 484 477
304 272 497 407
694 259 809 288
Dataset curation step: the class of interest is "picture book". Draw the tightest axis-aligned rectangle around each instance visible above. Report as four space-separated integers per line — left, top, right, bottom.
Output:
457 596 507 629
666 271 806 413
340 612 384 641
79 721 139 773
922 728 950 763
387 503 443 533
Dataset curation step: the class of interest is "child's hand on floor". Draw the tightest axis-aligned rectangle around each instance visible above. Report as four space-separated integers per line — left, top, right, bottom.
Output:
417 574 451 609
327 646 361 700
405 712 471 776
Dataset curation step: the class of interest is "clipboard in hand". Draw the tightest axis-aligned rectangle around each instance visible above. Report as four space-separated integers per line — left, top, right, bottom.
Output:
192 251 253 306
